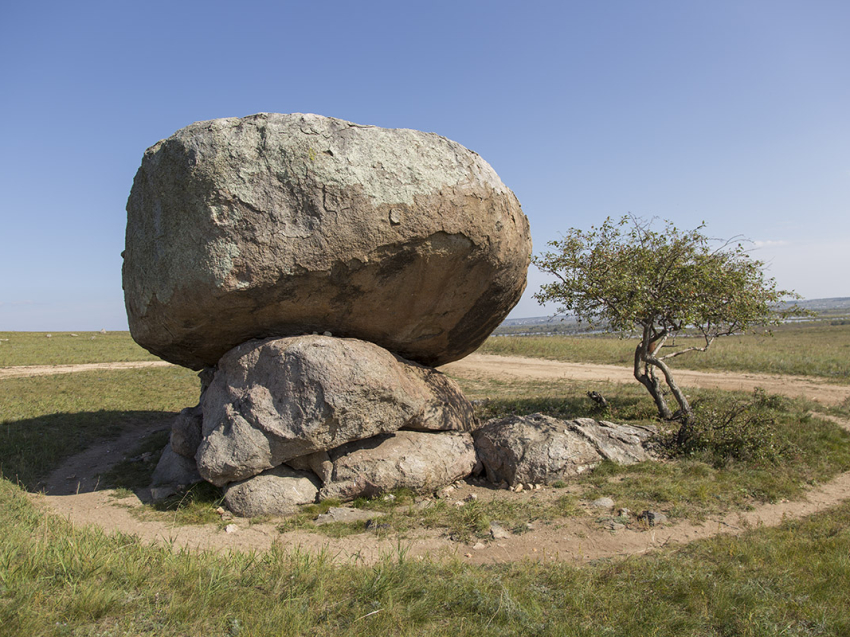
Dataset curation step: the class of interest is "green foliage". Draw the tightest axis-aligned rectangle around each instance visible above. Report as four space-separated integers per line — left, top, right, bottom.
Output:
532 215 802 422
533 215 796 336
666 390 792 467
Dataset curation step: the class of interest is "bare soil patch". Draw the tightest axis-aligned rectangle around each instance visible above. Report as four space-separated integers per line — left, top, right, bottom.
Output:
20 354 850 563
0 360 174 379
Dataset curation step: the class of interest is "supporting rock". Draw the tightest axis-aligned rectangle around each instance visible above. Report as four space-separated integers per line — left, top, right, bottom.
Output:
197 335 476 486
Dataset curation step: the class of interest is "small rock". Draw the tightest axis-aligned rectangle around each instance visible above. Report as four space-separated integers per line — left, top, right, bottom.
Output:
45 334 52 338
322 331 332 337
464 493 478 502
453 500 465 507
314 507 384 526
464 553 472 558
224 524 238 533
437 485 455 499
364 519 390 532
489 522 511 539
513 484 524 493
590 497 615 509
215 506 226 515
617 508 631 519
472 542 486 550
607 522 625 531
638 510 669 526
415 499 433 510
382 494 396 502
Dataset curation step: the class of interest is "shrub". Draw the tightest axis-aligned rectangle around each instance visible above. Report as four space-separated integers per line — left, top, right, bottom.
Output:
664 389 791 467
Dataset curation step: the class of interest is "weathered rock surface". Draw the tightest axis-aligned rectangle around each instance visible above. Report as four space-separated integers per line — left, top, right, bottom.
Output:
196 335 476 486
568 417 656 464
150 442 202 489
473 414 655 487
170 405 203 459
319 430 477 501
223 465 320 518
124 112 531 370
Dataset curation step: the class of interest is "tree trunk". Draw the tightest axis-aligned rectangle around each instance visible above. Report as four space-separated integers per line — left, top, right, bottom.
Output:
634 343 673 419
647 356 693 424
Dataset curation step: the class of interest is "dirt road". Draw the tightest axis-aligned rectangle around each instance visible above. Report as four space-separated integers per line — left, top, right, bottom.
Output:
4 354 849 406
0 360 174 380
441 353 850 406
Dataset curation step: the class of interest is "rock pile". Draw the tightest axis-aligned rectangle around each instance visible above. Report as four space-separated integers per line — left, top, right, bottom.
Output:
131 113 528 516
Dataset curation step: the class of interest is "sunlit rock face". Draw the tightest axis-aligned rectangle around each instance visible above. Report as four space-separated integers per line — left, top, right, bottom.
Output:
123 113 531 370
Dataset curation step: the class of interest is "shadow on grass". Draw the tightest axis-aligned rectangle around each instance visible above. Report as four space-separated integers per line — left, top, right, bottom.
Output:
0 410 178 492
473 393 660 424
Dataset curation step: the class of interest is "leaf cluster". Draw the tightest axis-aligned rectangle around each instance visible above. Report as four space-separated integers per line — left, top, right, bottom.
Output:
532 215 798 340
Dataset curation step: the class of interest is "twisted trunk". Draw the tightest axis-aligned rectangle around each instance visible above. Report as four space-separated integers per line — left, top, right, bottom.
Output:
633 324 694 425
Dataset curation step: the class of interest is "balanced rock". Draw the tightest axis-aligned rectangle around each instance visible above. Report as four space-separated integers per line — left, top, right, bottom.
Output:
473 414 655 487
223 465 320 518
318 430 477 501
196 335 476 486
124 112 531 370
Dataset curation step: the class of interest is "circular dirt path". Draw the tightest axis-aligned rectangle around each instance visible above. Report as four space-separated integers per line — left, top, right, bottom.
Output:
14 355 850 563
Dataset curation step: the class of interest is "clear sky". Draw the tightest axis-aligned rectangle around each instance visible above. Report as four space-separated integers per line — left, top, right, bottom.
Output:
1 1 848 330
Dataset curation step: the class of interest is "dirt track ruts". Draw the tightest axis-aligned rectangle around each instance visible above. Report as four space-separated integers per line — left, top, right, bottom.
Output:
440 353 850 407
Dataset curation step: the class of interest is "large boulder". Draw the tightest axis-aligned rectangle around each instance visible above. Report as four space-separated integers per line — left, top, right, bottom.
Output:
123 112 531 370
318 430 477 501
196 335 476 486
473 414 656 486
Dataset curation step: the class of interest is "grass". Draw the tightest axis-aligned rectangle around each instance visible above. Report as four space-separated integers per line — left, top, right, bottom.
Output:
457 376 850 521
0 367 199 489
2 477 849 636
277 488 582 542
480 321 850 381
0 330 159 367
2 328 850 633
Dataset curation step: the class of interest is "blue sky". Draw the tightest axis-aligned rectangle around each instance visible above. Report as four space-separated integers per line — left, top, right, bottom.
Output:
1 1 848 330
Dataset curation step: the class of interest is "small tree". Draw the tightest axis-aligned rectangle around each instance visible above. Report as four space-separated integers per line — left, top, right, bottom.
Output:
532 215 800 430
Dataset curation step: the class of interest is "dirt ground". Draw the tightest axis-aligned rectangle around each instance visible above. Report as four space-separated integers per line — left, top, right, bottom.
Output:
17 354 850 564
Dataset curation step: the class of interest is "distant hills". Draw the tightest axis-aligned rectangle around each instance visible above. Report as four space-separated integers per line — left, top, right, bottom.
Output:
777 297 850 311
